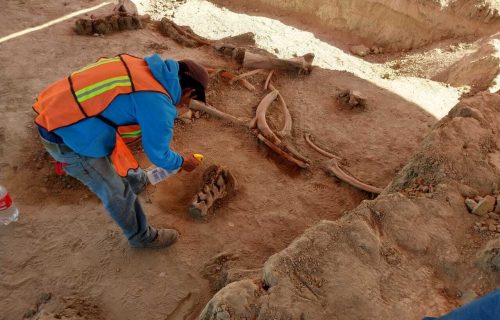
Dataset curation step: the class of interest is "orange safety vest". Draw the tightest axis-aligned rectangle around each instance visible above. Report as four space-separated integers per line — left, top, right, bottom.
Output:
34 54 173 176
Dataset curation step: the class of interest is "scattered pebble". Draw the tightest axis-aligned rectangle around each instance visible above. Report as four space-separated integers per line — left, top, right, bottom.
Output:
472 195 496 216
350 44 370 57
488 212 500 220
465 198 477 212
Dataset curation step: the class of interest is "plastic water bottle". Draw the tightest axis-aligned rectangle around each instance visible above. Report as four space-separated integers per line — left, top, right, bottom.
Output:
146 166 178 185
146 154 204 185
0 185 19 225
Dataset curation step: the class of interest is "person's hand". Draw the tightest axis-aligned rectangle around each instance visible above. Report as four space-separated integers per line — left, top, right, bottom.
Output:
176 89 195 117
179 89 195 107
181 154 201 172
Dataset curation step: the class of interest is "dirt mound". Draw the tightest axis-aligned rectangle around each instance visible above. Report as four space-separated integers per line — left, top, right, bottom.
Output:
433 34 500 94
200 92 500 319
210 0 500 51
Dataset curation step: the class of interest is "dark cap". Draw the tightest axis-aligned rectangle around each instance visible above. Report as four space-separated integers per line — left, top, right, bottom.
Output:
178 59 208 102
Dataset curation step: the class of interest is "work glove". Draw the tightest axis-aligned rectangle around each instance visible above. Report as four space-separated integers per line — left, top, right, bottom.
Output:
181 154 201 172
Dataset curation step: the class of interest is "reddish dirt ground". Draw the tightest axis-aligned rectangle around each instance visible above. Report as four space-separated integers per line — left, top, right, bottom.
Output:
0 1 479 319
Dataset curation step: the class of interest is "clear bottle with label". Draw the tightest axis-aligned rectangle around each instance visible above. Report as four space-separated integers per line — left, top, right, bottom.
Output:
0 185 19 225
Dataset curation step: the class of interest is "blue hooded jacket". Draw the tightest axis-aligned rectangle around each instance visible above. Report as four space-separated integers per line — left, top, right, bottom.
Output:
38 54 183 171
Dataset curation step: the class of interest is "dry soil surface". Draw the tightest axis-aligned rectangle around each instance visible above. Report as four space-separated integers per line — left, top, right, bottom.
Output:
0 1 498 320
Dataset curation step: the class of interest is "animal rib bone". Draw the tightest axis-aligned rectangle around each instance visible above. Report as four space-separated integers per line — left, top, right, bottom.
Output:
252 90 281 143
304 133 341 160
257 134 309 169
264 70 274 90
268 83 292 138
305 133 383 194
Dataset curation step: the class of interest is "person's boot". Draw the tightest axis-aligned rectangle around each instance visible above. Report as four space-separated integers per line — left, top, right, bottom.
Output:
130 228 179 249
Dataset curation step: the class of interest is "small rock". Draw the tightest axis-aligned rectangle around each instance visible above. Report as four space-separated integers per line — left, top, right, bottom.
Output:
488 212 500 220
348 90 367 107
194 111 201 119
371 47 379 54
39 292 52 303
480 226 488 232
486 218 495 225
378 47 384 54
140 14 151 23
274 48 279 54
489 224 497 232
178 109 193 124
474 196 483 202
24 309 36 318
422 186 430 193
465 198 477 212
159 272 166 277
472 195 496 217
350 45 370 57
475 222 482 227
116 267 121 272
460 290 478 305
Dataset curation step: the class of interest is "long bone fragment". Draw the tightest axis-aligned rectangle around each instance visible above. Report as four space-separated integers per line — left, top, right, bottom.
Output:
243 52 315 74
229 69 265 85
189 100 251 126
264 70 274 91
207 68 255 91
304 133 383 194
257 134 309 169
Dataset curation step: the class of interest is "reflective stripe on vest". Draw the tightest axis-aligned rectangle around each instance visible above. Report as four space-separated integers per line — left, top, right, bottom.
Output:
33 54 172 132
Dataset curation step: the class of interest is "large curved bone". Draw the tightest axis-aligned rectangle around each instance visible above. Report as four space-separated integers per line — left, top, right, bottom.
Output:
252 89 309 164
325 159 383 194
304 133 383 194
268 83 292 137
304 133 341 160
252 90 281 143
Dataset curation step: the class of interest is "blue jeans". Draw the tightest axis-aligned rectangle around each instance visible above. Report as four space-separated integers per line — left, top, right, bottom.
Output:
41 137 156 246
